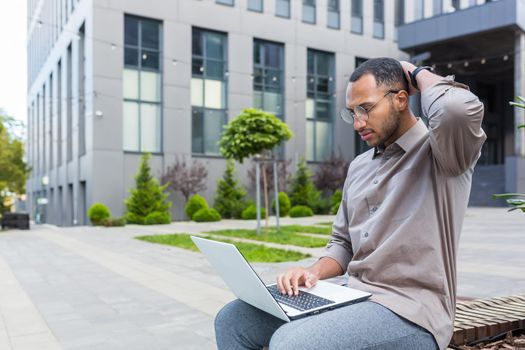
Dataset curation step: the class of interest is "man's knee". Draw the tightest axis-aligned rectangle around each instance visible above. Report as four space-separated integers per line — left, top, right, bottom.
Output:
215 299 245 333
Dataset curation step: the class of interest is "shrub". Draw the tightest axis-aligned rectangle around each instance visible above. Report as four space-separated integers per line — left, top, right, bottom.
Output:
271 192 291 217
101 217 126 227
193 208 222 222
125 153 172 225
242 204 266 220
289 205 314 218
311 197 332 215
144 211 172 225
185 194 208 220
288 158 321 209
330 189 343 214
214 160 247 219
88 203 111 225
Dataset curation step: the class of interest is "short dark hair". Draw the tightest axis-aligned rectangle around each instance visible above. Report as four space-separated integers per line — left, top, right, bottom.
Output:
349 57 408 91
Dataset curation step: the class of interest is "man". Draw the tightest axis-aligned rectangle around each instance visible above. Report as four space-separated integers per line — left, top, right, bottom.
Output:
214 57 486 350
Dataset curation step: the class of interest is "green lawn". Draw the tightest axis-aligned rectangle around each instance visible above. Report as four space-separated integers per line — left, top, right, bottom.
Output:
316 222 333 226
135 233 311 263
202 227 330 247
279 225 332 235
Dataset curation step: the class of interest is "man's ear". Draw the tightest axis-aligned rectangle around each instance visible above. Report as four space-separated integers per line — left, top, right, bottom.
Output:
395 90 409 111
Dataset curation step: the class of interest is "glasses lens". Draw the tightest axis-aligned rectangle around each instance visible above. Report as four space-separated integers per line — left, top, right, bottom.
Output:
354 106 368 122
340 108 354 124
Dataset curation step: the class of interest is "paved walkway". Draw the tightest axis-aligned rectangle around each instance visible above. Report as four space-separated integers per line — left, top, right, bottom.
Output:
0 208 524 349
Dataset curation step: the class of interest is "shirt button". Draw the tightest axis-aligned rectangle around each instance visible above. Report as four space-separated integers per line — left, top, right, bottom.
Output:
351 272 359 277
363 232 369 238
371 207 378 212
373 179 378 184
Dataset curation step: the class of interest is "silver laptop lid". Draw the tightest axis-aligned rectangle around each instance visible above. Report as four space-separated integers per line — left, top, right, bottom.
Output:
191 236 290 322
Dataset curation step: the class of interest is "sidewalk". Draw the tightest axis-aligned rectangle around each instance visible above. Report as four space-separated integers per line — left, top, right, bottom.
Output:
0 208 524 349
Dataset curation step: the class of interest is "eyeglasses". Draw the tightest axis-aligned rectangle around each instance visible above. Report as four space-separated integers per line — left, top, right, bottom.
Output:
340 90 400 124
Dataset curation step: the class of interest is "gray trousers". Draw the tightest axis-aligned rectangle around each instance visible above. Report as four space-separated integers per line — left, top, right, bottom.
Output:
215 299 439 350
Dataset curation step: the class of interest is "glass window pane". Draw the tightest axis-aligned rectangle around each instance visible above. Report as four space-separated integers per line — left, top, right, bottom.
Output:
316 100 331 119
123 69 139 100
140 103 160 152
351 16 363 33
125 16 138 46
373 21 385 38
306 98 315 119
374 0 384 21
204 79 225 109
264 44 282 68
352 0 363 15
306 120 314 161
140 71 161 102
192 58 204 76
303 4 315 23
205 60 224 79
316 53 330 76
248 0 263 11
203 109 226 154
253 90 263 109
276 0 290 17
192 29 203 56
191 78 204 107
263 91 281 115
315 121 331 160
123 102 139 151
253 67 263 85
216 0 234 5
125 48 138 67
141 50 159 70
141 20 159 50
316 77 329 93
205 33 224 60
192 108 203 154
265 69 281 88
328 11 340 28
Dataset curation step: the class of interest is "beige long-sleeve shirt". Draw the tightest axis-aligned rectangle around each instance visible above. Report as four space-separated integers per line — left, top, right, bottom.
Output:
322 76 486 350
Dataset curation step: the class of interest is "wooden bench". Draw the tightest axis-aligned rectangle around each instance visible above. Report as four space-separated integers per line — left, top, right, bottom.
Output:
449 294 525 348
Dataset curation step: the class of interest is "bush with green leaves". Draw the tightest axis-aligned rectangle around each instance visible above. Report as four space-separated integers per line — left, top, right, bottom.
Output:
330 190 343 214
144 212 172 225
193 208 222 222
242 204 267 220
288 158 322 209
185 194 208 220
125 153 172 225
271 191 291 217
101 217 126 227
88 203 111 225
214 160 247 219
289 205 314 218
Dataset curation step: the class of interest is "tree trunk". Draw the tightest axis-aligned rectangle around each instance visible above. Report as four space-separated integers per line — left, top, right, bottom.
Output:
262 162 269 228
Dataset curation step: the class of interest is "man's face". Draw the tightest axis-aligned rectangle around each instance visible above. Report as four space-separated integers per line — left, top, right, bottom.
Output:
345 74 402 148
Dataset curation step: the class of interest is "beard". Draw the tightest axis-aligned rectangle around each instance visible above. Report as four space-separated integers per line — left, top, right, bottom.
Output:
373 105 401 148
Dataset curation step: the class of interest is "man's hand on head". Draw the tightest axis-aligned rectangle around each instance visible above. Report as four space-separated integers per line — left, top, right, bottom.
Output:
399 61 419 95
277 267 319 296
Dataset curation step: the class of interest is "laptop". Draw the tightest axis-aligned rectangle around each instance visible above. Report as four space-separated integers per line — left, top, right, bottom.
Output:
191 236 371 321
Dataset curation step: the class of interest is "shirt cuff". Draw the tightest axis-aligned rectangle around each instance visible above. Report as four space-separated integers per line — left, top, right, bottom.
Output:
319 243 352 275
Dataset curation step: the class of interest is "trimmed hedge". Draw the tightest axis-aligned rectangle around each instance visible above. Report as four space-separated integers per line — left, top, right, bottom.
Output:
330 189 343 214
88 203 111 225
241 204 266 220
271 192 291 217
185 194 208 220
193 208 222 222
101 217 126 227
289 205 314 218
144 211 172 225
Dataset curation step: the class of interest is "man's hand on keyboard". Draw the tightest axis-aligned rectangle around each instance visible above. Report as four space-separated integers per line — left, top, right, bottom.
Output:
276 267 319 296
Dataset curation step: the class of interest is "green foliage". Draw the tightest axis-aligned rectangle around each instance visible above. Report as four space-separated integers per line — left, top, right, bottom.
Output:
330 189 343 214
288 158 322 209
101 217 126 227
242 204 266 220
0 113 30 213
125 153 172 225
185 194 208 220
219 108 293 163
193 208 222 222
214 160 247 219
271 192 291 217
289 205 314 218
87 203 111 225
144 211 172 225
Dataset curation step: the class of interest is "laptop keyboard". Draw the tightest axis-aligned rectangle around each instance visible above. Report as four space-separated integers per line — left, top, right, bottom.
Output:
266 284 334 311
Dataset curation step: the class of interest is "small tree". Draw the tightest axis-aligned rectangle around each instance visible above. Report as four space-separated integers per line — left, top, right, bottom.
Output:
219 108 293 229
314 150 350 196
214 159 247 219
162 156 208 203
289 157 321 209
125 153 172 224
247 158 291 193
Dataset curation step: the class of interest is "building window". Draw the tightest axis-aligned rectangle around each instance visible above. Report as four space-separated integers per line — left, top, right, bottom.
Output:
306 49 334 162
123 15 162 153
78 24 86 156
302 0 316 24
351 0 363 34
248 0 263 12
373 0 384 39
216 0 234 6
276 0 290 18
433 0 443 16
191 28 228 155
49 73 54 169
66 44 72 162
414 0 424 20
394 0 405 41
57 60 62 166
327 0 340 29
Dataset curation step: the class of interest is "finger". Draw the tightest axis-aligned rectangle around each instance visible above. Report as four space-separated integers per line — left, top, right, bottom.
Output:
277 274 285 294
282 273 293 296
290 272 302 296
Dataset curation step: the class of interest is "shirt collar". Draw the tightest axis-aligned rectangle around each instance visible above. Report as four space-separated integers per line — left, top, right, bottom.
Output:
372 118 428 159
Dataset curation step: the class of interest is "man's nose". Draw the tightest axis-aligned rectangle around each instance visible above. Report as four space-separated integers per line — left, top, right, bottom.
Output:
353 118 366 131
